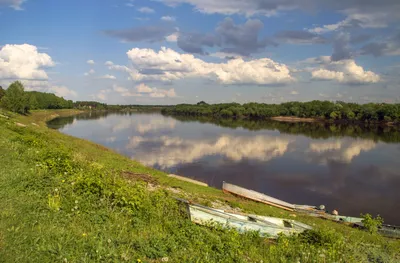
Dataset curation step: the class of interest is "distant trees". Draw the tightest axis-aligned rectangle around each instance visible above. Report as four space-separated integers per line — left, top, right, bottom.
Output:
162 100 400 124
0 81 74 114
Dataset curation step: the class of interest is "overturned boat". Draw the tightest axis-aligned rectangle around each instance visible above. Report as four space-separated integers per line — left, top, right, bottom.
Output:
222 181 322 213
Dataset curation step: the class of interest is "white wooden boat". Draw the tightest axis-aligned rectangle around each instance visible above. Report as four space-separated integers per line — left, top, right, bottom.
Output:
222 182 319 212
183 201 312 239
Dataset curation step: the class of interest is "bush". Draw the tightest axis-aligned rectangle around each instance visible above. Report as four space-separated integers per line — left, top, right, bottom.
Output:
361 214 383 234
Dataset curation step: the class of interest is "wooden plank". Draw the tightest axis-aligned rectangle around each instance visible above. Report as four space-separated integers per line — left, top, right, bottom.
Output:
168 174 208 187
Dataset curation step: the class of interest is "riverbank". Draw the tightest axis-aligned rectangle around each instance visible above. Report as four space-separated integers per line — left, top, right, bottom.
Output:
270 116 318 123
0 109 399 262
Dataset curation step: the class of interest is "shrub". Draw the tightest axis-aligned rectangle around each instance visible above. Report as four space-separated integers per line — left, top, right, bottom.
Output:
361 214 383 234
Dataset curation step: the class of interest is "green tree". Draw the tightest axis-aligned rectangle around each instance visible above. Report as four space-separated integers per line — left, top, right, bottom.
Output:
1 81 29 114
28 94 39 110
0 86 5 100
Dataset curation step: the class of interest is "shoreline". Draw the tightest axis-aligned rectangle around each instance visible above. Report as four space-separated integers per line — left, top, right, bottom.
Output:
1 109 399 261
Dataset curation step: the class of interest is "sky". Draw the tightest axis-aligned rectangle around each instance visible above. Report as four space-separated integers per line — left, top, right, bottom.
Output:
1 0 400 104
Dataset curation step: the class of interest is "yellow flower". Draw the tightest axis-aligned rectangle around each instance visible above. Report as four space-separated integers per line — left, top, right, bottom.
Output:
137 259 142 263
62 180 65 183
82 233 87 237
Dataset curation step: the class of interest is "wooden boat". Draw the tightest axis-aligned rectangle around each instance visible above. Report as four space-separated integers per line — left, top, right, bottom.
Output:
181 200 312 239
222 182 320 213
221 183 400 238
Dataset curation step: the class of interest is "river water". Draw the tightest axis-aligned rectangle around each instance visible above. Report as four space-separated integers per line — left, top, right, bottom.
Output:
48 112 400 224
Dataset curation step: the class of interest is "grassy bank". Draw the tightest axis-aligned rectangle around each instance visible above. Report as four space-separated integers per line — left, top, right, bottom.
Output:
0 109 399 262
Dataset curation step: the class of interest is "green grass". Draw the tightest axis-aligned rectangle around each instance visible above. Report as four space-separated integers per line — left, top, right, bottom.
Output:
0 109 399 262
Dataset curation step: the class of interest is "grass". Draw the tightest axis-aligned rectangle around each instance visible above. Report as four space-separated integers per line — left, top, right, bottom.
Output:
0 109 399 262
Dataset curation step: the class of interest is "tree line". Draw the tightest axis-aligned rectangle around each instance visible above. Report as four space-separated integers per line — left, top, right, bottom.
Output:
162 101 400 124
171 115 400 143
0 81 73 114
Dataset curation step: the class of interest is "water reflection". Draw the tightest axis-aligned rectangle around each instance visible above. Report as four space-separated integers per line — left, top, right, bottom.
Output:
127 135 291 168
308 139 376 164
48 112 400 223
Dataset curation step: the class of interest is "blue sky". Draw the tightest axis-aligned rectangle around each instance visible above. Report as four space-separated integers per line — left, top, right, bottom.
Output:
1 0 399 104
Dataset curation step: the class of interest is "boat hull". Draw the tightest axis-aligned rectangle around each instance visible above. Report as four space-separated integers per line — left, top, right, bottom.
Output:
185 202 311 239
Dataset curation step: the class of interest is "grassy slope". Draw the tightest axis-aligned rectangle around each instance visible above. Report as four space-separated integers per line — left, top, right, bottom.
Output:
0 109 399 262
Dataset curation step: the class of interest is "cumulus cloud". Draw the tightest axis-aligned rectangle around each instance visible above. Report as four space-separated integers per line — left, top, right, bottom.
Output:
107 47 294 85
127 134 291 168
87 59 95 65
104 25 176 43
137 7 154 13
0 0 25 10
311 58 380 84
161 16 175 21
165 32 179 42
0 44 54 80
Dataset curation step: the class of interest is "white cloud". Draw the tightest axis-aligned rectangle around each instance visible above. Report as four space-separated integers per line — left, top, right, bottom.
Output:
290 90 299 95
100 74 116 80
87 59 95 65
105 61 114 66
135 83 153 93
138 7 154 13
161 16 176 21
127 134 291 168
0 44 54 80
311 59 380 84
110 47 294 85
84 69 95 76
48 85 77 98
165 32 179 42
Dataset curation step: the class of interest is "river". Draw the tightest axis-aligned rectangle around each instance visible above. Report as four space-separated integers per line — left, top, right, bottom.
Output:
48 111 400 224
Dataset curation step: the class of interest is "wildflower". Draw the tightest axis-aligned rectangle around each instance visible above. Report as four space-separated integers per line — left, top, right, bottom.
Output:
161 257 169 262
107 239 111 243
137 259 142 263
75 200 78 204
82 233 87 237
62 180 65 183
74 206 78 210
55 188 58 192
